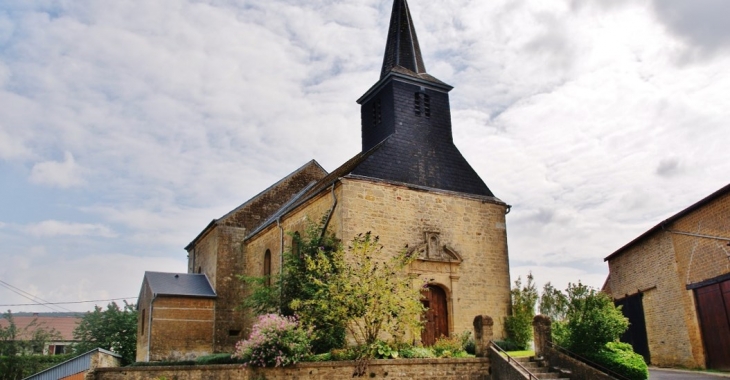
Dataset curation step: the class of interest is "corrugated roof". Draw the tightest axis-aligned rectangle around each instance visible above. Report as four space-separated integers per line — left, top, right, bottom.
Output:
604 182 730 262
143 272 216 298
0 316 80 341
23 348 120 380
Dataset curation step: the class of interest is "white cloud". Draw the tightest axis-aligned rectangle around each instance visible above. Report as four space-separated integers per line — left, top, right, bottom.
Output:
23 220 116 238
0 0 729 311
29 152 84 188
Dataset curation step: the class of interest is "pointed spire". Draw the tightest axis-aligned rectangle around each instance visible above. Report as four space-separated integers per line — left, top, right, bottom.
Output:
381 0 427 79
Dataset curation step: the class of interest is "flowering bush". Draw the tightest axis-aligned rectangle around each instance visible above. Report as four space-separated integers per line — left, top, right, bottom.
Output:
232 314 311 367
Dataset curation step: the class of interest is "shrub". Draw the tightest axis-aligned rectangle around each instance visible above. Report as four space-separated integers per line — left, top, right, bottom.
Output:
492 340 522 352
564 283 628 352
305 352 331 362
330 348 357 361
195 353 243 365
232 314 311 367
371 340 399 359
399 346 435 359
432 336 465 358
588 342 648 380
504 274 538 350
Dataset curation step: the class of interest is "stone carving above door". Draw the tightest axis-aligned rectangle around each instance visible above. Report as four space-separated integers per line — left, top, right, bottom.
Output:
410 232 463 263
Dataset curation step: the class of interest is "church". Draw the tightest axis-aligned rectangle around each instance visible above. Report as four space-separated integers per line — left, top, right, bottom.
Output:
136 0 512 362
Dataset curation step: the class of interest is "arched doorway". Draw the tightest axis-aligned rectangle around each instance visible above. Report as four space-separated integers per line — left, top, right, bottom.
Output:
421 285 449 346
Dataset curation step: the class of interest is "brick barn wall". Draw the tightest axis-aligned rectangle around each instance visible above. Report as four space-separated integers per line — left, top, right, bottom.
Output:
605 191 730 368
147 296 215 362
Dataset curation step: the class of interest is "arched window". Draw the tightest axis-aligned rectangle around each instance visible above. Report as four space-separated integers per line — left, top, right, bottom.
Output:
264 249 272 287
292 232 301 258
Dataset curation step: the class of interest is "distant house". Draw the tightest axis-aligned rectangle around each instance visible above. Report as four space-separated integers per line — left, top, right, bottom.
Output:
603 183 730 370
136 271 217 362
0 314 81 355
24 348 120 380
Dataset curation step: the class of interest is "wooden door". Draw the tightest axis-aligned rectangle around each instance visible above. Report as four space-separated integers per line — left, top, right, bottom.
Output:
421 285 449 346
615 293 650 363
695 280 730 370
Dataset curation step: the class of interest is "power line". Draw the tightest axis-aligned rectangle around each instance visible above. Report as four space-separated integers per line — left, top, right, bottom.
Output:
0 280 68 313
0 297 137 307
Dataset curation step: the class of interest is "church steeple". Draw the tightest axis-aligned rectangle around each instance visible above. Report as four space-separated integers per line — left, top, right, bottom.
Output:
381 0 426 78
351 0 496 198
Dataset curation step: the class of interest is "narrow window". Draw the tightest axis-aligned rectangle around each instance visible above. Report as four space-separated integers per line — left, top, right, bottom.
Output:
372 99 382 126
414 93 422 116
141 309 145 336
197 266 202 274
264 249 272 287
424 94 431 117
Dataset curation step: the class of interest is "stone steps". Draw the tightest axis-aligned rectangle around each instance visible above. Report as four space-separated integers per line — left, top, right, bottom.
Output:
513 357 571 380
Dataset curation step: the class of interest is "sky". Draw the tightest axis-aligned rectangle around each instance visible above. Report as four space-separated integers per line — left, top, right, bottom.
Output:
1 0 729 313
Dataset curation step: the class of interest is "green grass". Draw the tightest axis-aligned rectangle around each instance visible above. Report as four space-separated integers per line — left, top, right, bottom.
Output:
505 350 534 358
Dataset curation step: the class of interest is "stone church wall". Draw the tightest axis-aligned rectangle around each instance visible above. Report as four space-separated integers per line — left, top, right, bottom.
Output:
239 176 510 343
338 177 511 339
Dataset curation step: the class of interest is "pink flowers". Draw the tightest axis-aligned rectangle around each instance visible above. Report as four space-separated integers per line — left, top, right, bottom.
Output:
232 314 311 367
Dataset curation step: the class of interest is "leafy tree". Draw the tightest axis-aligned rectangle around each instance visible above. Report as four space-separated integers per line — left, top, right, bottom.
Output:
72 302 137 365
241 217 345 352
562 282 628 352
504 273 538 350
297 232 425 347
0 311 64 380
539 282 568 321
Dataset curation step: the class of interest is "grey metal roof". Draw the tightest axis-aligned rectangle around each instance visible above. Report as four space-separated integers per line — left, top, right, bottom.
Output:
144 271 216 298
23 348 120 380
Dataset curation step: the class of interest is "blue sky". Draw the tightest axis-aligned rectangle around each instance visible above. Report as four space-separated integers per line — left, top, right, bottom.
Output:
1 0 729 312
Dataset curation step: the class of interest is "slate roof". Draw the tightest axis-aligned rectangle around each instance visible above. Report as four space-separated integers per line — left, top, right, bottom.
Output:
143 271 216 298
351 134 495 197
604 182 730 261
380 0 447 86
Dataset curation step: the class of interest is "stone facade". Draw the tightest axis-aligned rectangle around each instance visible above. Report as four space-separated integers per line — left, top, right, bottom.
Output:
240 177 511 339
93 358 490 380
604 184 730 369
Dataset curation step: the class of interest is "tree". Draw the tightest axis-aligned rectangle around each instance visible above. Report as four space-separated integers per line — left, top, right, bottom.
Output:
504 273 538 350
72 302 137 365
539 282 568 321
241 217 345 353
1 311 64 380
562 282 628 352
297 232 425 347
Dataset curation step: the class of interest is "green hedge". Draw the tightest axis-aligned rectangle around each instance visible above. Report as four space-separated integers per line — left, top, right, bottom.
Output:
587 342 648 380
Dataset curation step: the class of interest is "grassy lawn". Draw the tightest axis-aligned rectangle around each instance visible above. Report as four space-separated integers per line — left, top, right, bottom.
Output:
505 350 534 358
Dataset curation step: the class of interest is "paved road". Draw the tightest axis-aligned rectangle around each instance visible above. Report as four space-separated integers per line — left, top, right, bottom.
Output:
650 369 730 379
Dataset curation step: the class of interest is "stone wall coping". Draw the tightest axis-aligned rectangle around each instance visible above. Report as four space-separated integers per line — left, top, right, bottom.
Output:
96 357 489 372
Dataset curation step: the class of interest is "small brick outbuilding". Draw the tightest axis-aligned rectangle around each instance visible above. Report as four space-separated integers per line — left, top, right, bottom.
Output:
136 272 216 362
604 183 730 370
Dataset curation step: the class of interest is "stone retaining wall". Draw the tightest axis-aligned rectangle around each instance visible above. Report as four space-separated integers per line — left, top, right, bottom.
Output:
92 358 490 380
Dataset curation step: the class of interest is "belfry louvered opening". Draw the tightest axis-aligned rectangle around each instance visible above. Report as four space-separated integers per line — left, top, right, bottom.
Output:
415 93 430 117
